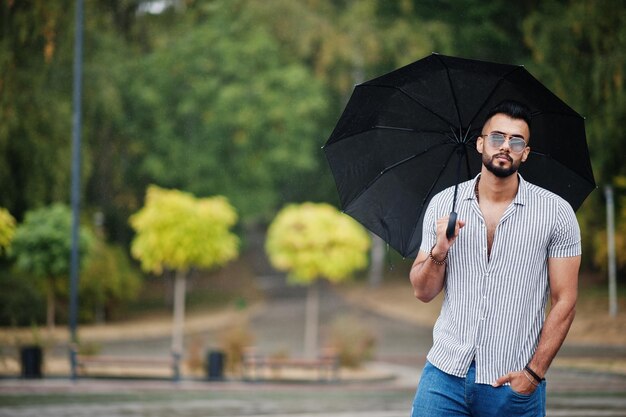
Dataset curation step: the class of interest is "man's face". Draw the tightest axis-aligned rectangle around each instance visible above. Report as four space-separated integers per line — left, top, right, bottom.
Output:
477 114 531 178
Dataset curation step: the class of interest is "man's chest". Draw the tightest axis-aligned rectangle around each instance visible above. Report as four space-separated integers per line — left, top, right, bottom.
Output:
478 200 512 257
448 201 554 266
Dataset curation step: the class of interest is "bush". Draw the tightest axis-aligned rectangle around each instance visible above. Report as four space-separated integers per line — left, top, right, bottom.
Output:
219 322 255 374
0 269 45 326
328 314 376 368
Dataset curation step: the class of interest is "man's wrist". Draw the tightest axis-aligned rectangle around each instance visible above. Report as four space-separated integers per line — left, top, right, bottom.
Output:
522 369 539 387
524 365 544 383
429 245 448 265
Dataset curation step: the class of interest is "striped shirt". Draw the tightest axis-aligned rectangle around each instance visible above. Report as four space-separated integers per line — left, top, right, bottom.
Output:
419 174 581 384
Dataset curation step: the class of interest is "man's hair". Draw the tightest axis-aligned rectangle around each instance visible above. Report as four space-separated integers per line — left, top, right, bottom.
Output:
484 100 531 129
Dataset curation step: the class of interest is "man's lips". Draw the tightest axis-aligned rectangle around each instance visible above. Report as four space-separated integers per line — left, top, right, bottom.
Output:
494 153 512 163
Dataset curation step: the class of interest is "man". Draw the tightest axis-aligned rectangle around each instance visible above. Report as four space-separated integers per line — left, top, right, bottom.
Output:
409 100 581 417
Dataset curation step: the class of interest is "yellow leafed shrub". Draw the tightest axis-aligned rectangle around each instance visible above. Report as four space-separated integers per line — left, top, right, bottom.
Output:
0 208 16 252
130 185 239 274
265 202 370 284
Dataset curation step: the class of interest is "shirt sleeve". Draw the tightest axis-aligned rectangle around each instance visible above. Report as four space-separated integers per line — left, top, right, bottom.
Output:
548 200 582 258
419 196 439 255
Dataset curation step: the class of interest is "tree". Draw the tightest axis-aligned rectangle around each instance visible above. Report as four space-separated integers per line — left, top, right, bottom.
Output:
523 0 626 273
394 0 536 63
129 185 239 367
0 1 75 219
11 204 92 332
265 202 370 357
81 239 142 323
119 4 330 224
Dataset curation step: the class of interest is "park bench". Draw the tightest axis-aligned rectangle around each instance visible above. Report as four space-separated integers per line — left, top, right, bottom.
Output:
242 348 339 382
75 353 180 380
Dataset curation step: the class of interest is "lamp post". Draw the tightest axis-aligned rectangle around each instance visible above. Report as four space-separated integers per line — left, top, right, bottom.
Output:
604 185 618 318
69 0 84 380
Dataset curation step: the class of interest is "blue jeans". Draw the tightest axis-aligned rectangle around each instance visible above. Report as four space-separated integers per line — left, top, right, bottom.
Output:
411 361 546 417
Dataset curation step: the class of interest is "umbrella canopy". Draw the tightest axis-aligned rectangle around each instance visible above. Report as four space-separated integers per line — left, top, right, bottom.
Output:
324 53 596 258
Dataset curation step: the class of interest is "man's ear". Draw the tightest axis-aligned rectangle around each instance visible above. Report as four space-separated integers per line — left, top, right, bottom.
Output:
521 146 530 162
477 136 484 154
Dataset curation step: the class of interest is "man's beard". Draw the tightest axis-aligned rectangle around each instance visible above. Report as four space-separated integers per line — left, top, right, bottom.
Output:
483 153 521 178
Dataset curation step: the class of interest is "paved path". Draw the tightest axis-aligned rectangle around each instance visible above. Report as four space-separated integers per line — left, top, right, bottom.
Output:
1 375 626 417
1 277 625 416
249 278 433 358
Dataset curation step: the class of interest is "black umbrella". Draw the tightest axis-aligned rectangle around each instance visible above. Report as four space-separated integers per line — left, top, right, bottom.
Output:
323 53 596 258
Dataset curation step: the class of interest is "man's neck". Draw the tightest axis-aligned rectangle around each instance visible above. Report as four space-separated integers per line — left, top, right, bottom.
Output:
478 170 519 204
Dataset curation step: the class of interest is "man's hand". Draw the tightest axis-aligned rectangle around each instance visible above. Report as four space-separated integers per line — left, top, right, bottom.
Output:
492 371 537 395
434 215 465 255
410 214 465 302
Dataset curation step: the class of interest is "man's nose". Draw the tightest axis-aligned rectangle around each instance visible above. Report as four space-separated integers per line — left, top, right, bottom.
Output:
499 136 516 152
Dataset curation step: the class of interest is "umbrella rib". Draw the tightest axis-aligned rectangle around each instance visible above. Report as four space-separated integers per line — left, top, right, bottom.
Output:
435 54 464 133
345 142 452 208
324 126 452 147
404 146 460 255
527 149 596 188
464 144 474 179
374 126 453 137
361 83 456 129
467 65 525 128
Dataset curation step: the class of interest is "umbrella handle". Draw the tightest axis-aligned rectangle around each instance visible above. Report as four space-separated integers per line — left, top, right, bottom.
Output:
446 212 457 239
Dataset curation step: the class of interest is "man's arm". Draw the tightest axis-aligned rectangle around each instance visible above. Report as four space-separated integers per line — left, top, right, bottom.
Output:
409 215 465 302
527 255 580 377
494 255 580 393
409 250 446 303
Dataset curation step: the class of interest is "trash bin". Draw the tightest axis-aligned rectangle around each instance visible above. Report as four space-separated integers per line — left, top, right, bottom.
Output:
206 350 225 380
20 345 43 378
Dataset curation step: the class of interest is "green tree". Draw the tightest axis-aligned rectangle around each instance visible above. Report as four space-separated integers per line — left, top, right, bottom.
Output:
524 0 626 183
229 0 455 210
0 1 74 218
81 0 171 244
129 185 239 364
523 0 626 273
81 239 142 323
11 204 93 331
265 202 370 356
394 0 536 63
120 4 329 224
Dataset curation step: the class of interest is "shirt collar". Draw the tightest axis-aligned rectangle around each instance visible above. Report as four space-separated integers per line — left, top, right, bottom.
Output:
462 174 481 202
513 174 527 206
463 173 527 206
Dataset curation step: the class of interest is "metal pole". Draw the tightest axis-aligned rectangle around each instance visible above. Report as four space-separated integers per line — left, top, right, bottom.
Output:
604 185 618 318
69 0 84 380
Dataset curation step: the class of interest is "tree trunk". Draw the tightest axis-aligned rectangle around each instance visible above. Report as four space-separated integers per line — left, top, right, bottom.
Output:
304 280 320 358
368 233 385 287
171 269 187 357
46 278 55 333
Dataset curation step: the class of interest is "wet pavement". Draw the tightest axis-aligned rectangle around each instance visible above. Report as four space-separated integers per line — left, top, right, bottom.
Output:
1 277 625 416
1 374 626 417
